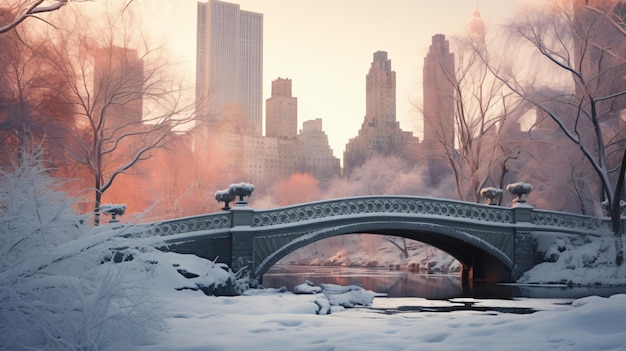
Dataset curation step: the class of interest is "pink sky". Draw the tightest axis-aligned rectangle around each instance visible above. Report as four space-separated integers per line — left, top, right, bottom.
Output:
143 0 530 164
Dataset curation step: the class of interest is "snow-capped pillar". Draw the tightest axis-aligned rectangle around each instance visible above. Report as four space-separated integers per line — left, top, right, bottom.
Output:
230 203 256 280
511 201 534 280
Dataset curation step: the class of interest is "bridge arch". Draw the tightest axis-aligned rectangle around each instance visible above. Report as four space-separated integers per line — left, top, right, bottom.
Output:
254 221 514 282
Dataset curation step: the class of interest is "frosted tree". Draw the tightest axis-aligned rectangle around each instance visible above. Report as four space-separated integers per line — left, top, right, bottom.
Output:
0 144 165 350
483 1 626 264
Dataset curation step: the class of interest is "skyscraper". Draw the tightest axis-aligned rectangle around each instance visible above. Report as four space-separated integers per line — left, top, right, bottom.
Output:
468 2 485 38
196 0 263 135
344 51 419 174
266 78 297 139
422 34 455 184
423 34 455 148
365 51 396 128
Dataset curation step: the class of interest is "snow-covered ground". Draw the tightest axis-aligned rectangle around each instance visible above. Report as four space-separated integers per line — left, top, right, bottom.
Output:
134 268 626 351
127 245 626 351
144 295 625 351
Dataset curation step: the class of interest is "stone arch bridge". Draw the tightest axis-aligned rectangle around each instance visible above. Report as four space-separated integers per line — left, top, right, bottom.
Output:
141 196 609 283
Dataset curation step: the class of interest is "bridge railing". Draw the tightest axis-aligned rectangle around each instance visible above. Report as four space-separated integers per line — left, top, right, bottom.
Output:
143 195 612 237
250 195 515 227
141 212 232 236
531 208 609 234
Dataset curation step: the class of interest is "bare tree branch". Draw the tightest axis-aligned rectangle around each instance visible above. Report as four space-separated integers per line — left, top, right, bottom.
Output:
0 0 66 34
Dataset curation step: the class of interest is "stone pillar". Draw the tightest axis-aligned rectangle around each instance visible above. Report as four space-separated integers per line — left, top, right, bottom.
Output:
231 202 254 226
230 203 256 280
512 202 535 280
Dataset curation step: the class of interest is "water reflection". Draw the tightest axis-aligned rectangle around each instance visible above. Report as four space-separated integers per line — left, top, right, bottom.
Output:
263 265 461 299
263 265 626 299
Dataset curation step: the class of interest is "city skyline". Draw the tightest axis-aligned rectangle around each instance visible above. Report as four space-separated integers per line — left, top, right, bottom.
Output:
144 0 534 163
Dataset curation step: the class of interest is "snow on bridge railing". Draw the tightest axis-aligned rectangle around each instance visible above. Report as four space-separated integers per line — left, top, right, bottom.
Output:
250 195 514 227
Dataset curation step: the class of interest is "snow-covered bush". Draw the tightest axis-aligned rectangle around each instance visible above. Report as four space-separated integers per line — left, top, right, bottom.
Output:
320 283 376 308
519 234 626 285
0 147 165 350
293 280 322 294
150 251 251 296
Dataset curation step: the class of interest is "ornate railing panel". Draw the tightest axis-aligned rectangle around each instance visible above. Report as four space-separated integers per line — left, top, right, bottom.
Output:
251 196 513 227
531 209 605 231
145 213 232 236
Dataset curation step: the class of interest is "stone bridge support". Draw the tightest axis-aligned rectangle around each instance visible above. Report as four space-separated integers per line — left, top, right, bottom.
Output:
512 203 536 280
230 204 255 274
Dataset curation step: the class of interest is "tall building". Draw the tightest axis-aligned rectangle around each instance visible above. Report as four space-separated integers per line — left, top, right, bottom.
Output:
468 2 485 38
422 34 455 184
196 0 263 135
344 51 419 174
365 51 396 128
264 77 300 182
266 78 297 139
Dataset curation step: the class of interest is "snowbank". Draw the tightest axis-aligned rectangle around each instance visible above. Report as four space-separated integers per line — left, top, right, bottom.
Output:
519 234 626 285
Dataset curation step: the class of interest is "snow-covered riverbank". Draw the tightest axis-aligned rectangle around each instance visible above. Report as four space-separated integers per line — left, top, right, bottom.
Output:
135 285 626 351
131 245 626 351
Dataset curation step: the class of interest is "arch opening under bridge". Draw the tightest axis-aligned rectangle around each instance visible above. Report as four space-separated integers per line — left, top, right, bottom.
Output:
254 221 513 283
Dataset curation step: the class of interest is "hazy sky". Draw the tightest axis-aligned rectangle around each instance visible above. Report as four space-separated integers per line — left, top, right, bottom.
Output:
143 0 530 164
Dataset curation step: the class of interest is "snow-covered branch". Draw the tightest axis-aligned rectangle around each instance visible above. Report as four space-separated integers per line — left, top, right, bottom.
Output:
0 0 66 34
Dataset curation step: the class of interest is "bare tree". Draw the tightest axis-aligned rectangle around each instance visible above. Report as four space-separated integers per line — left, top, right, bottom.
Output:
419 32 524 202
0 0 138 34
0 13 74 167
484 1 626 264
42 7 196 224
583 1 626 36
